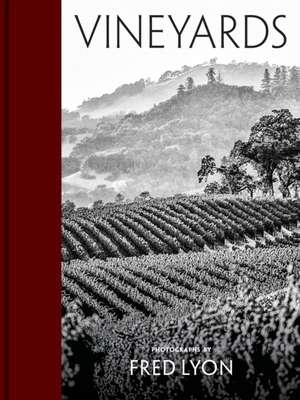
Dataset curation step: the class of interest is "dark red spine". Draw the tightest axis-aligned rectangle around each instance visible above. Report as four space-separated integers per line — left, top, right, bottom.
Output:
4 1 61 399
1 0 8 398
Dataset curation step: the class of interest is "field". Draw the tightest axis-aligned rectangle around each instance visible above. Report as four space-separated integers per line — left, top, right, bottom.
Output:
62 197 300 262
62 196 300 400
62 246 300 319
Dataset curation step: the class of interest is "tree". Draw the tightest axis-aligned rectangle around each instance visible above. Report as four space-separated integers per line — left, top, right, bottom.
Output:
276 159 300 198
204 181 229 195
115 193 125 203
139 191 151 199
197 155 216 183
198 155 256 196
217 157 256 196
229 140 249 165
280 66 288 90
206 67 216 84
185 76 195 91
261 69 271 94
92 199 103 209
235 109 300 196
62 200 76 216
134 191 152 202
177 84 185 96
271 67 281 95
240 175 257 198
158 70 172 82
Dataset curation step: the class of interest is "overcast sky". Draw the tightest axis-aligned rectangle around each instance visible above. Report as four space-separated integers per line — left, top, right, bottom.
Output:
62 0 300 110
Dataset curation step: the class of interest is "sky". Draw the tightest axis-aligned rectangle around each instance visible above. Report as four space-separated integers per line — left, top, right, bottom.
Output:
62 0 300 110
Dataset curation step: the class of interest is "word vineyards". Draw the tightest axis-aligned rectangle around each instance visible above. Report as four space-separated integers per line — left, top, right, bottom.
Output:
74 14 287 49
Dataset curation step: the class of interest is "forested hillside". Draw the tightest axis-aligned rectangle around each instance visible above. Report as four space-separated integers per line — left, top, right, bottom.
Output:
63 81 300 205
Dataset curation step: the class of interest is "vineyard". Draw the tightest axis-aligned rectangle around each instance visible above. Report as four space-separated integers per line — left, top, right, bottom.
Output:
62 246 300 318
62 197 300 261
62 195 300 400
63 267 300 400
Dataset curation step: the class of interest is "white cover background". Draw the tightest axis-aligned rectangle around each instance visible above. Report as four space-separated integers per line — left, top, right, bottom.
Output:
62 0 300 109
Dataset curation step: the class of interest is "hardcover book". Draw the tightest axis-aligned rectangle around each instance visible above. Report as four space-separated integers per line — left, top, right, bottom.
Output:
61 1 300 399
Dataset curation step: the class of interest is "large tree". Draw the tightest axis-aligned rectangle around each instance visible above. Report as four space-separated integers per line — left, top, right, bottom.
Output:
276 159 300 198
235 109 300 196
198 155 256 196
218 157 256 196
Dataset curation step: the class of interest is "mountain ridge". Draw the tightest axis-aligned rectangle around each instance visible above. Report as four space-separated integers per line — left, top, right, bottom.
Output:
74 61 287 118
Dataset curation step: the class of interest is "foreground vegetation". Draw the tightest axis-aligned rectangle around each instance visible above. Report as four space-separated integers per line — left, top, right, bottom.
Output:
63 262 300 400
62 246 300 319
62 196 300 399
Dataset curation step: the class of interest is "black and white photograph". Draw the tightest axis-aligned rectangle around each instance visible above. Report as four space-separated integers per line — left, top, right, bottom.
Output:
61 1 300 399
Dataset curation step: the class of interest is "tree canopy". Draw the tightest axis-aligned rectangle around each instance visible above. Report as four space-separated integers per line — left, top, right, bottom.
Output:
232 109 300 197
199 108 300 198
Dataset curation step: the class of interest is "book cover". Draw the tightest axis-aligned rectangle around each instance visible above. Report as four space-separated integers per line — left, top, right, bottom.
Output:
60 1 300 399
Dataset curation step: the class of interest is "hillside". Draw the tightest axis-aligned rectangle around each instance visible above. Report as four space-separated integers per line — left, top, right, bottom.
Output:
62 195 300 400
76 61 279 117
62 246 298 318
63 83 300 206
62 196 300 262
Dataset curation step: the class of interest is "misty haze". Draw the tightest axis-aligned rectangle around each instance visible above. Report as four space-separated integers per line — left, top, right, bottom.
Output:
62 59 300 206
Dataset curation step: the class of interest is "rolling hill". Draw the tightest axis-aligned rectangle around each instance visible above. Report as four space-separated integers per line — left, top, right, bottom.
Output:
76 61 280 118
63 81 300 206
62 196 300 262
